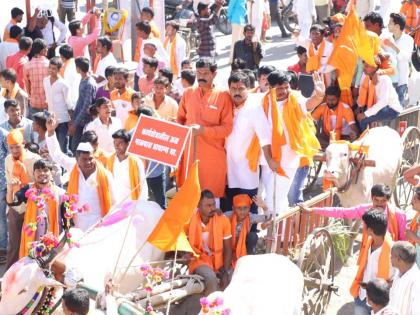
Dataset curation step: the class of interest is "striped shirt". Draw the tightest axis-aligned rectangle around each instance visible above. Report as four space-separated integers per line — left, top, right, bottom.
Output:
60 0 77 9
196 13 219 57
73 76 97 127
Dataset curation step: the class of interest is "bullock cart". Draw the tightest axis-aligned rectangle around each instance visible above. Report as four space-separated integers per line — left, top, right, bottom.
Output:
303 107 420 212
73 188 339 315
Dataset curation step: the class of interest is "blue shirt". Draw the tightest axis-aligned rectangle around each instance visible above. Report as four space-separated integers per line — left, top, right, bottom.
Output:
0 128 9 189
73 76 96 127
227 0 247 25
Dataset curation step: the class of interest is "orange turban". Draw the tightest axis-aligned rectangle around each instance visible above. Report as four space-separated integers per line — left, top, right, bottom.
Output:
6 129 24 145
233 194 252 208
331 13 346 25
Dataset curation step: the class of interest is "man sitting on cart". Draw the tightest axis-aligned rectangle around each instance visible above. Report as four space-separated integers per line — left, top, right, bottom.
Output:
223 194 272 266
311 85 359 150
185 190 233 296
308 183 407 242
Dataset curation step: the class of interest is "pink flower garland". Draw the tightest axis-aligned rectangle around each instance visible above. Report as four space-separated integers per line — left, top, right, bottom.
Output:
200 296 231 315
140 264 170 315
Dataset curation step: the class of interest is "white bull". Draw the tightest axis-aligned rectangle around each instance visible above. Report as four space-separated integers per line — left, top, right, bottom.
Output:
0 200 165 315
203 254 304 315
324 126 402 207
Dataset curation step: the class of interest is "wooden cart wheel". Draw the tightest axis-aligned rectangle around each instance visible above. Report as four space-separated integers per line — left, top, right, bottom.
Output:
297 228 335 315
394 127 420 210
303 160 323 194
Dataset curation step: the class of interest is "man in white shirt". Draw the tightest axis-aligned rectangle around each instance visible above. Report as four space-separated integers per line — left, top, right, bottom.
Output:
255 70 323 214
46 114 116 232
94 36 117 87
351 209 396 315
389 241 420 315
43 57 72 154
363 279 398 315
36 10 67 58
356 60 402 131
383 13 415 107
0 25 21 71
225 71 270 214
106 129 148 203
163 21 187 79
85 97 122 155
59 45 81 108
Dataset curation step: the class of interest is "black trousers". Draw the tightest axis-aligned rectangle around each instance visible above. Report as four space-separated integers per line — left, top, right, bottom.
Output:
269 1 288 36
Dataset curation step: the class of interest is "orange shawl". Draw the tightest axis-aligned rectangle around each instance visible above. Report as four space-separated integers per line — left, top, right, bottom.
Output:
350 234 392 298
307 40 325 72
134 37 143 62
409 212 419 246
323 103 344 140
188 211 225 272
357 205 399 265
67 162 112 216
19 185 60 258
11 151 30 195
358 75 376 108
107 154 141 200
246 89 320 177
164 35 179 77
230 214 250 267
2 83 19 99
94 148 108 167
400 2 418 30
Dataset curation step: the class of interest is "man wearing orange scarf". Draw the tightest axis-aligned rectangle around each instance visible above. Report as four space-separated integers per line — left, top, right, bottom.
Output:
224 194 271 266
0 69 28 118
311 183 407 244
177 58 233 200
4 129 40 269
350 209 396 315
106 129 148 203
311 85 358 149
164 21 187 79
356 59 402 131
185 190 232 296
247 70 322 214
6 159 64 259
46 114 115 231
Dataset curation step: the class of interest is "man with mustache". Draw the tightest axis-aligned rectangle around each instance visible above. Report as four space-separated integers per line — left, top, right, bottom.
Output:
185 189 232 295
225 71 270 213
311 85 359 149
177 58 233 204
309 184 407 242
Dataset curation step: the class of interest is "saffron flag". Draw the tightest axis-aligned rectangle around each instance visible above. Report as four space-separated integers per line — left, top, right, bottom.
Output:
147 161 200 251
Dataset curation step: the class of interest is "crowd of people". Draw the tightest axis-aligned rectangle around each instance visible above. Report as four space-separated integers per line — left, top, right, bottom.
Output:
0 0 419 314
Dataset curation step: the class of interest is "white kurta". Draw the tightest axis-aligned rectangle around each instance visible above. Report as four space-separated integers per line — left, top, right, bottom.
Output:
111 155 149 203
225 93 271 190
46 134 116 231
293 0 316 40
63 59 81 108
95 53 117 87
359 245 396 300
84 117 122 154
258 93 308 214
164 34 187 77
389 264 420 315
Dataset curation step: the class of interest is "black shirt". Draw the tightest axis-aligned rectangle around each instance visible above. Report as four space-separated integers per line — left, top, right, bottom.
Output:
232 39 263 71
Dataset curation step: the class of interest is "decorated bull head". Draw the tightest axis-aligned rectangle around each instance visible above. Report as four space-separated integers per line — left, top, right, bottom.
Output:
0 257 63 315
323 140 373 189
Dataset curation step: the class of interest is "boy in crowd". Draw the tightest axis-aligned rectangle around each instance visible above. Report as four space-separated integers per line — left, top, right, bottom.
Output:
138 56 158 95
0 69 28 117
144 77 178 121
96 66 116 100
70 57 96 152
43 57 72 154
62 288 90 315
3 7 24 41
125 92 145 131
362 279 398 315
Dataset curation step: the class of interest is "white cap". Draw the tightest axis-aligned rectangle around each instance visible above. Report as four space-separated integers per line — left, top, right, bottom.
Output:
76 142 94 153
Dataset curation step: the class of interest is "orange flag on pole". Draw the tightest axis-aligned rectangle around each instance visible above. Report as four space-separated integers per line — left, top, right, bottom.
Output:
147 161 200 251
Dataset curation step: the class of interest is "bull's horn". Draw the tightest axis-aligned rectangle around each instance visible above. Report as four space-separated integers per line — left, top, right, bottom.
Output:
41 233 68 267
313 153 326 162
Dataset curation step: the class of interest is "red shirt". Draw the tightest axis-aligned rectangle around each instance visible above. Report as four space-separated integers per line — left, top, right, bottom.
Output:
6 51 29 90
287 63 303 74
